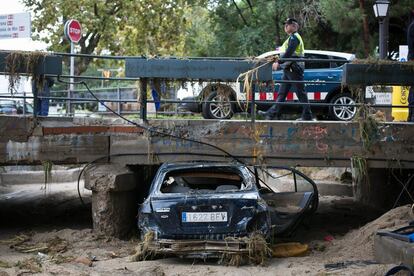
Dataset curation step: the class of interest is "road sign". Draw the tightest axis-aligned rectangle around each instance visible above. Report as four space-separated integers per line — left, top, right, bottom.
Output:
0 13 31 40
64 19 82 43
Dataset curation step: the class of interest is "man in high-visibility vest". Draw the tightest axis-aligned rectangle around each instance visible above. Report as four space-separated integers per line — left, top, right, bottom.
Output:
260 18 313 120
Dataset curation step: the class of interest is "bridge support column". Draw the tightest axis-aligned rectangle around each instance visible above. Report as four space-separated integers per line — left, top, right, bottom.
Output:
85 164 138 238
352 167 414 209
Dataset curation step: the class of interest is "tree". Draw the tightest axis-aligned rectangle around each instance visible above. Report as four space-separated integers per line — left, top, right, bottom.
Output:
200 0 321 57
319 0 414 58
24 0 414 65
22 0 200 74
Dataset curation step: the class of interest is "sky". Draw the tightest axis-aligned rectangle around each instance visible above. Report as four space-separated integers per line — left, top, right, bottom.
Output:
0 0 46 94
0 0 47 51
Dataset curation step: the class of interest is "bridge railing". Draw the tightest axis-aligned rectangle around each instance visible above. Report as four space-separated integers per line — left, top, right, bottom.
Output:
0 51 410 122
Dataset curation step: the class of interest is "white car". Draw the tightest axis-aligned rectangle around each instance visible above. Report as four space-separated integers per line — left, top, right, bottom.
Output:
178 50 356 121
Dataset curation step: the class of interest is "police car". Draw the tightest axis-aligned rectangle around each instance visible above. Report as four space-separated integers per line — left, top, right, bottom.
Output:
178 50 356 121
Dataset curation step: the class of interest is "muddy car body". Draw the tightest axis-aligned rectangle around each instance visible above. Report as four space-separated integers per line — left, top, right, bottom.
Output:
138 162 318 258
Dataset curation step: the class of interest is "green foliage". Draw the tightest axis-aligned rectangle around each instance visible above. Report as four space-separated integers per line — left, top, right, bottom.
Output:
22 0 200 74
23 0 414 72
184 7 215 56
204 0 412 58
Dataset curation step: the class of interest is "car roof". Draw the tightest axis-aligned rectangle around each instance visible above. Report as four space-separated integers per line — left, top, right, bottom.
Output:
159 162 246 171
256 50 355 60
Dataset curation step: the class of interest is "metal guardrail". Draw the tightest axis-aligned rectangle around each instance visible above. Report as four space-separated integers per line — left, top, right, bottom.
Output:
0 51 410 121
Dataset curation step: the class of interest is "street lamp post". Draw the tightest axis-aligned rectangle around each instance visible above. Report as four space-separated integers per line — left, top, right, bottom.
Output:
373 0 390 59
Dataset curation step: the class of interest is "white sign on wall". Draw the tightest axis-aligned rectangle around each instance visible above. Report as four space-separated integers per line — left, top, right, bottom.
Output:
399 45 408 62
0 13 31 40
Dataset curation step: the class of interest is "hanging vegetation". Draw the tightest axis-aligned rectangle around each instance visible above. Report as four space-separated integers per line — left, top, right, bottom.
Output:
5 51 47 93
356 104 379 152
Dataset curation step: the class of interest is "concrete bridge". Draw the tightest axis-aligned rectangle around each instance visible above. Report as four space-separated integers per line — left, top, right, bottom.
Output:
2 52 414 238
2 116 414 168
2 113 414 237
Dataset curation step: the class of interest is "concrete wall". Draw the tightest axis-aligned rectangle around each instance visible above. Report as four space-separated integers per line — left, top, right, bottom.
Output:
84 164 158 238
352 167 414 209
1 116 414 168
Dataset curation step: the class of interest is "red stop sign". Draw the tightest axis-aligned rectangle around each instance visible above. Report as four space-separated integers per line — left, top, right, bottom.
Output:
64 19 82 43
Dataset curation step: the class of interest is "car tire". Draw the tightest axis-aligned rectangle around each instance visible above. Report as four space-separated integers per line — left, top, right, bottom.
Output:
202 91 235 119
329 92 357 121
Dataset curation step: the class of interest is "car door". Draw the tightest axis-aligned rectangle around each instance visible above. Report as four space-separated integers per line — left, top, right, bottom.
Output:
256 166 318 236
271 53 340 102
303 53 341 103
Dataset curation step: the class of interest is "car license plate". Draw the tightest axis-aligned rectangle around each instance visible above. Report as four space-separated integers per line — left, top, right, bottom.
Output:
182 212 227 223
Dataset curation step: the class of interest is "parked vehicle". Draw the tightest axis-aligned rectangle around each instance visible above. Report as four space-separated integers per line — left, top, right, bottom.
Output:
0 100 33 115
178 50 356 121
137 162 318 258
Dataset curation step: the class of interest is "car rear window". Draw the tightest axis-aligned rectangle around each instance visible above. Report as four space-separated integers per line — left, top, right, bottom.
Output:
160 168 251 193
304 54 330 69
329 56 348 68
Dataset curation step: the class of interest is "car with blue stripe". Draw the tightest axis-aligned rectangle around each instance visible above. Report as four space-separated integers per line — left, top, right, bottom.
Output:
178 50 356 121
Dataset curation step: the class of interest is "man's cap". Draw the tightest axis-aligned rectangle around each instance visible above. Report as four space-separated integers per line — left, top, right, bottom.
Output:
284 18 299 25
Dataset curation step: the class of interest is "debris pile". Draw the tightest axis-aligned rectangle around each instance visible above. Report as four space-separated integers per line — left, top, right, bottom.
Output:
1 233 69 254
221 233 271 266
130 231 155 261
327 204 412 261
131 231 272 266
15 257 42 274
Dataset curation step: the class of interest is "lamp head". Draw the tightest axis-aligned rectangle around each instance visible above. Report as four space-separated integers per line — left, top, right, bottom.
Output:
373 0 390 18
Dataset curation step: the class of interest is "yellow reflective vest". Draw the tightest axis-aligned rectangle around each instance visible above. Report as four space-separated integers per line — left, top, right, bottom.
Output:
279 32 305 57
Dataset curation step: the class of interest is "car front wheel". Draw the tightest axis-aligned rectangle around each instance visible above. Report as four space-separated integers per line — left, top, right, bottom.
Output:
329 93 357 121
202 91 235 119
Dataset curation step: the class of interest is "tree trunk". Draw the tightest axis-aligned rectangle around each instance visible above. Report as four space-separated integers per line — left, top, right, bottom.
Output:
359 0 371 57
274 0 281 47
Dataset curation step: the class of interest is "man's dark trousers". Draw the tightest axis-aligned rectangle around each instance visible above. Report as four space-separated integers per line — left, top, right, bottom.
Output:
266 68 312 120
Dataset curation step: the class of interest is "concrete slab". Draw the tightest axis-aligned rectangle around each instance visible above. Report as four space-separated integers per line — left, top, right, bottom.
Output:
374 234 414 266
1 116 414 168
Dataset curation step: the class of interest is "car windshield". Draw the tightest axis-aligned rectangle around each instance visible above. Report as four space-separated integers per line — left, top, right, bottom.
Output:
160 168 251 194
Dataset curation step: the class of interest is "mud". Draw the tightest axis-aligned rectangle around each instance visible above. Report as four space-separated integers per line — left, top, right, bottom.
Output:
0 180 406 275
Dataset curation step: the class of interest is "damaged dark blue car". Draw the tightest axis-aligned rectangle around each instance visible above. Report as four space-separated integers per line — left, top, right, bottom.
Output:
137 162 318 258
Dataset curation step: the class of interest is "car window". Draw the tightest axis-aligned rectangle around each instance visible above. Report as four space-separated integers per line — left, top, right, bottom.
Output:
329 56 348 68
160 169 251 193
25 104 33 113
304 54 330 69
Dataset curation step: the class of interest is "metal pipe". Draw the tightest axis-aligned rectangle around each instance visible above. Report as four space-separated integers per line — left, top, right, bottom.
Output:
51 51 351 64
293 172 298 192
140 78 147 121
0 95 407 109
47 74 342 84
379 19 386 59
251 82 256 123
117 87 121 114
46 74 140 81
22 91 26 116
68 42 74 115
